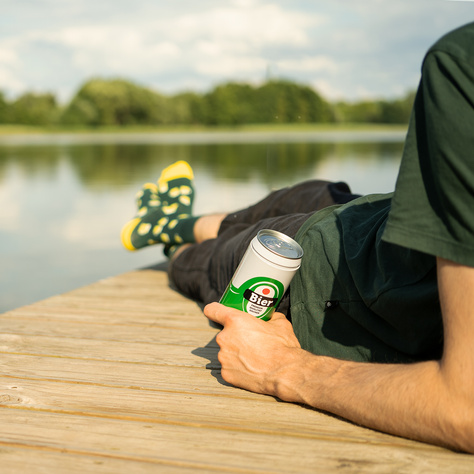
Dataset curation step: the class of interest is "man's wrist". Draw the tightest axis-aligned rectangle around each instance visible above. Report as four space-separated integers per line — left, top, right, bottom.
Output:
271 348 331 407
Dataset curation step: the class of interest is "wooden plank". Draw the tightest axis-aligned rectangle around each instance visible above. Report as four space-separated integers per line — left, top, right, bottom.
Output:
5 306 210 330
0 355 469 455
0 444 201 474
0 376 419 446
23 293 201 317
0 316 218 344
0 353 242 396
0 333 217 367
4 271 205 327
2 269 473 473
0 410 471 473
3 308 208 329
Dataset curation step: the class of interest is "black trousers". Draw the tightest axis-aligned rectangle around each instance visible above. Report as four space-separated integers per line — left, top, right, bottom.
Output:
168 180 359 315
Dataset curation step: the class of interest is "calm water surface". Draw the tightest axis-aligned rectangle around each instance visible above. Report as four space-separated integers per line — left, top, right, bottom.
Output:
0 131 405 312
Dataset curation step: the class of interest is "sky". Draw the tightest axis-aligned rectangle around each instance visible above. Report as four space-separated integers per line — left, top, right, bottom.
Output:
1 0 473 104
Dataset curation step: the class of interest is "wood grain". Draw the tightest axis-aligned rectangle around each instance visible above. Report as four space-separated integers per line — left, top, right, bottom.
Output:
1 269 472 472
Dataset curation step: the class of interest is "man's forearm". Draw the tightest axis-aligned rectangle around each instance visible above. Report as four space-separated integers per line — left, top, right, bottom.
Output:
204 258 474 455
279 350 474 453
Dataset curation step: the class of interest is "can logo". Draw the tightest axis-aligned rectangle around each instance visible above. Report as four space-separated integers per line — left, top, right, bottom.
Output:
220 277 284 320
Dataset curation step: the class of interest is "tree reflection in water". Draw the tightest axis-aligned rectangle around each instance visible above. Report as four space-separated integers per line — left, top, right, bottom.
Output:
0 132 403 312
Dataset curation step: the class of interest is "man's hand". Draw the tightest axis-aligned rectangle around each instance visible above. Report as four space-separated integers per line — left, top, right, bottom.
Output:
203 258 474 453
204 302 303 400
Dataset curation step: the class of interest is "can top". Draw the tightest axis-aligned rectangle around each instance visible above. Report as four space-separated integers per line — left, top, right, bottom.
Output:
257 229 304 260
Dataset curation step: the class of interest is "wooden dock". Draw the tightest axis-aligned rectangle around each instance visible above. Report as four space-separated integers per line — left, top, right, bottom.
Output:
1 266 473 473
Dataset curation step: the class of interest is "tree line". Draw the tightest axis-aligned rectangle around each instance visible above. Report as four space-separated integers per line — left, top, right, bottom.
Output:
0 78 415 127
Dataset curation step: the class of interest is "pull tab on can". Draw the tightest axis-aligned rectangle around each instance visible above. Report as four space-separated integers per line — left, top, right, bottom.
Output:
219 229 304 320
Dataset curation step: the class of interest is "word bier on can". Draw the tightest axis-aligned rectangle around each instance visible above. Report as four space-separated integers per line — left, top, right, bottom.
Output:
219 229 304 321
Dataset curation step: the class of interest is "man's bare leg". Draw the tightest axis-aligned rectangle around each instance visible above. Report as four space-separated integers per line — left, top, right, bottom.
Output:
171 213 228 260
193 213 228 243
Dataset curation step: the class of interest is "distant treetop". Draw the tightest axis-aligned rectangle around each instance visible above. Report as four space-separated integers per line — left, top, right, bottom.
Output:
0 78 415 127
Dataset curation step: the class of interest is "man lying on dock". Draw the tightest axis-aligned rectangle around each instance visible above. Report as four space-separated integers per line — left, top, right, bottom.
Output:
121 22 474 453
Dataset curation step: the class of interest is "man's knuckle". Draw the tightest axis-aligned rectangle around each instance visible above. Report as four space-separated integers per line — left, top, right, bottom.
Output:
215 331 226 346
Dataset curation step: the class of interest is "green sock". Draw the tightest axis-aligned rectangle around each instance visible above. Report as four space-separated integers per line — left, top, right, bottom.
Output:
121 161 198 251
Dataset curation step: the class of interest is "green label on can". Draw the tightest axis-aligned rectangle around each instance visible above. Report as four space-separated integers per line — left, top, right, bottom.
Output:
220 276 285 321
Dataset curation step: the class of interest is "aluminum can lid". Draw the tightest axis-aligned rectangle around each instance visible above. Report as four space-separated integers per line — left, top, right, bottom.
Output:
256 229 304 260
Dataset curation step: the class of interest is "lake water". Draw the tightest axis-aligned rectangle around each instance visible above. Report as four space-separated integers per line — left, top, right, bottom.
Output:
0 130 406 313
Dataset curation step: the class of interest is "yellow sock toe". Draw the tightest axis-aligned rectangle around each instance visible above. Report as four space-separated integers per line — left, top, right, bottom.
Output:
120 217 141 251
158 161 194 190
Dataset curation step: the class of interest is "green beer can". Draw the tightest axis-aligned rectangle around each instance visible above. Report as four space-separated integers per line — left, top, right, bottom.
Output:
219 229 304 320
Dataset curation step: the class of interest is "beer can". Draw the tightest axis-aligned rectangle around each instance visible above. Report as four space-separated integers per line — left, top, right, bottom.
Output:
219 229 304 321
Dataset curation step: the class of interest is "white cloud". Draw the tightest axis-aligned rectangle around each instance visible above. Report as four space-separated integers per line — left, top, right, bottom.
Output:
278 56 339 74
170 4 318 46
0 47 17 64
0 0 472 101
310 79 346 101
196 54 266 79
0 40 24 95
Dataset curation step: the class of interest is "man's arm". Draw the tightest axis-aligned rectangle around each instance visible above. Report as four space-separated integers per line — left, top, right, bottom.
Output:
204 257 474 452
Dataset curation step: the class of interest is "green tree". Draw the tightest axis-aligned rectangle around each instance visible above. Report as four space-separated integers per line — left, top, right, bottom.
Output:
168 92 206 125
0 91 8 123
379 91 416 123
61 78 171 126
254 80 334 123
335 100 382 123
58 77 414 127
202 83 257 125
200 80 334 125
335 90 415 124
8 92 59 125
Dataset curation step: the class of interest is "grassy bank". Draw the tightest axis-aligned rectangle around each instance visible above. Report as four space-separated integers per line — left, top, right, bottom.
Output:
0 122 408 136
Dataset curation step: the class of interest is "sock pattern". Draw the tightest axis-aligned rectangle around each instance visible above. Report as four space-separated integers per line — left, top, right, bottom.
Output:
121 161 197 251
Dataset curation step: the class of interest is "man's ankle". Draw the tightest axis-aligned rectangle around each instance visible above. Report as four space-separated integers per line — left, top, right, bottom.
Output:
193 213 228 243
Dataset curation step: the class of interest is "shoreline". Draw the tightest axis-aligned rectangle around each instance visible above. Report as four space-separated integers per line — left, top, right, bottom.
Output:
0 124 407 146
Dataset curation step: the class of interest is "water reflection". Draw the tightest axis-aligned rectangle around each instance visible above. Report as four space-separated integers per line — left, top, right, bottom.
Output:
0 135 404 312
0 140 403 187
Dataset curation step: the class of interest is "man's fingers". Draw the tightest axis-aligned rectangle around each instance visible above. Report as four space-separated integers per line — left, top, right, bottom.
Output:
204 302 250 325
269 311 288 322
204 303 290 326
203 302 228 325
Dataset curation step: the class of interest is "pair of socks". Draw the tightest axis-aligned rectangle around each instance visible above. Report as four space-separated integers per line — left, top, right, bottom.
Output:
120 161 199 255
